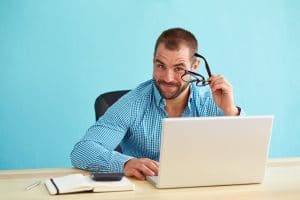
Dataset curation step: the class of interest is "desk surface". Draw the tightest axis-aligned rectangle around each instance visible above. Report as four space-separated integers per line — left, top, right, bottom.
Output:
1 158 300 200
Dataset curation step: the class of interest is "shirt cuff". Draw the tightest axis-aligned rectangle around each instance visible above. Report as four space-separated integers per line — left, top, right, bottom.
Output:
110 152 134 172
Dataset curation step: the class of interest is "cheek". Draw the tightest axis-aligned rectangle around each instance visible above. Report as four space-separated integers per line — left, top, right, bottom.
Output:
153 68 162 79
175 74 184 83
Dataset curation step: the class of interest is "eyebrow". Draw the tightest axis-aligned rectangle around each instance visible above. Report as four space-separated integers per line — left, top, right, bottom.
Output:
174 63 185 67
154 59 165 65
155 59 186 68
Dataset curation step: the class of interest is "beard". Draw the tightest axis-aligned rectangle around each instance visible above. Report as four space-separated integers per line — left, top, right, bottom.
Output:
154 78 190 100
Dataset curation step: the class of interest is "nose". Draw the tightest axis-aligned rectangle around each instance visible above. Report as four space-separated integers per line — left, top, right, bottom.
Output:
163 68 176 83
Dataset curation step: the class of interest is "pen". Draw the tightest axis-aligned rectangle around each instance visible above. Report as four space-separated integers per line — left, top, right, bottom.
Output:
25 180 41 190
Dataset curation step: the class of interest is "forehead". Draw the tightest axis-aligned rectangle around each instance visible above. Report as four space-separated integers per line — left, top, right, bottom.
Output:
155 43 192 63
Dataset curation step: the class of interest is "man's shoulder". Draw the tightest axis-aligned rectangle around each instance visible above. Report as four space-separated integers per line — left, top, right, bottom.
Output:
117 79 154 105
131 79 154 95
102 80 154 118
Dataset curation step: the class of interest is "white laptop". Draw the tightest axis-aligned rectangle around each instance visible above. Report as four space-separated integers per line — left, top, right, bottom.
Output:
147 116 274 188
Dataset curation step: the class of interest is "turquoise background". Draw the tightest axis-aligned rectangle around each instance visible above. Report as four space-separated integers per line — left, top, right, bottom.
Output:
1 0 299 169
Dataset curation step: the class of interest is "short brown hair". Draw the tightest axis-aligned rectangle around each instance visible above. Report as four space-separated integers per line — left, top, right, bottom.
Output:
154 27 198 57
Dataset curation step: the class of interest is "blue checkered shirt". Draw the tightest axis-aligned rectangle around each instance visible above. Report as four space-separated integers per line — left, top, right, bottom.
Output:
71 79 227 172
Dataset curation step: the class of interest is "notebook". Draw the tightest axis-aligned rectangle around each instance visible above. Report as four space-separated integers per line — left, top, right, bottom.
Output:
147 116 274 188
44 173 135 195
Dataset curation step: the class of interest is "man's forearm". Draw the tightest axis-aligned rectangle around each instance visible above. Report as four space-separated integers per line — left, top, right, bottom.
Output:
70 140 133 172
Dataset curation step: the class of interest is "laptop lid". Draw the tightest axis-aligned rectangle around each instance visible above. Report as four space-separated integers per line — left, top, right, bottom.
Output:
152 116 273 188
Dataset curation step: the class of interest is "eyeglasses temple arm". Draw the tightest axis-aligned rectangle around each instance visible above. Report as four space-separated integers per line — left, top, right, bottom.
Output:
194 53 212 77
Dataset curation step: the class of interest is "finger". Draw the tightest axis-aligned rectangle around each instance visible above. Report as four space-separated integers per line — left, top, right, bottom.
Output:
152 160 160 168
146 161 159 175
211 83 231 94
138 163 156 176
131 169 146 180
213 79 231 89
210 77 231 91
209 74 222 82
141 159 159 175
211 80 231 90
210 75 226 87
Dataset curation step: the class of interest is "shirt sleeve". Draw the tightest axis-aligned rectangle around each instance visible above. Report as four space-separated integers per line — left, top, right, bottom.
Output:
70 95 134 172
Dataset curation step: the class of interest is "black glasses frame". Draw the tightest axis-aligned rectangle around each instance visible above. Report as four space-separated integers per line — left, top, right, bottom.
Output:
181 53 212 87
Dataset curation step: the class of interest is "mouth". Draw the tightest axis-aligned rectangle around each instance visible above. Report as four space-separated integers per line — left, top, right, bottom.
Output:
160 82 177 91
154 79 183 99
161 83 176 87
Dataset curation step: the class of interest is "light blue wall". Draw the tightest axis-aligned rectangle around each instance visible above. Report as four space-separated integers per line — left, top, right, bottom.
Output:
1 0 299 169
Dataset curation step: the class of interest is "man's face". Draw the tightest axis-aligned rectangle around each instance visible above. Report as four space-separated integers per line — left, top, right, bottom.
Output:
153 44 197 100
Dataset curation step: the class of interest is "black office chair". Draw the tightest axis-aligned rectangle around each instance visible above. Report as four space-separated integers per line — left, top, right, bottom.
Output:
94 90 130 152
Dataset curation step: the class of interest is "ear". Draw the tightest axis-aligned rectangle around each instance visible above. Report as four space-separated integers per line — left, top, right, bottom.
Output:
191 59 200 72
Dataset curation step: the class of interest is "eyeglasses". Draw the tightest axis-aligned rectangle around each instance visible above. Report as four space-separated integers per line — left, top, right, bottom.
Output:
181 53 212 87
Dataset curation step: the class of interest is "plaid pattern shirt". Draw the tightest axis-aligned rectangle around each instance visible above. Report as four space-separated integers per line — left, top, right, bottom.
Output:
71 79 227 172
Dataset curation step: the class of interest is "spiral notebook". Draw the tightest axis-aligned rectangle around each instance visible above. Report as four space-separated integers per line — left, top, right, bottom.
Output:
44 173 135 195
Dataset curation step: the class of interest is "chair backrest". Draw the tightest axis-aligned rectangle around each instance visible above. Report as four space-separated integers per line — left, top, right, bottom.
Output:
94 90 130 120
94 90 130 153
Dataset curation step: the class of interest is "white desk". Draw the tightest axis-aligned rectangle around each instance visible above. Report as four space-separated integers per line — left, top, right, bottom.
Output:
1 158 300 200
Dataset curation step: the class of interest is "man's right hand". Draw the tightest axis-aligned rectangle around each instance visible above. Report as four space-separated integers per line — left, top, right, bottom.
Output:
124 158 159 180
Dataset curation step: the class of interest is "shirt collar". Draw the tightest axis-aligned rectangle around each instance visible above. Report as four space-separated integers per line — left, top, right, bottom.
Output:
186 83 196 111
152 80 166 109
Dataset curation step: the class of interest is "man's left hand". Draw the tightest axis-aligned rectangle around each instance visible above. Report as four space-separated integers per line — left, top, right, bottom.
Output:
209 75 239 116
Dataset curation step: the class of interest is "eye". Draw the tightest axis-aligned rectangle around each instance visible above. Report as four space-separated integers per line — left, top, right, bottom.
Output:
156 63 165 69
174 66 185 73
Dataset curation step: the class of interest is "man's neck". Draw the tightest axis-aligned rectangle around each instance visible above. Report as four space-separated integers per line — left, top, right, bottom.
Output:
165 87 190 117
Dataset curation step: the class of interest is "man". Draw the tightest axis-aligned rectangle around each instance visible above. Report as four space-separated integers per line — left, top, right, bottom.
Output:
71 27 241 180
